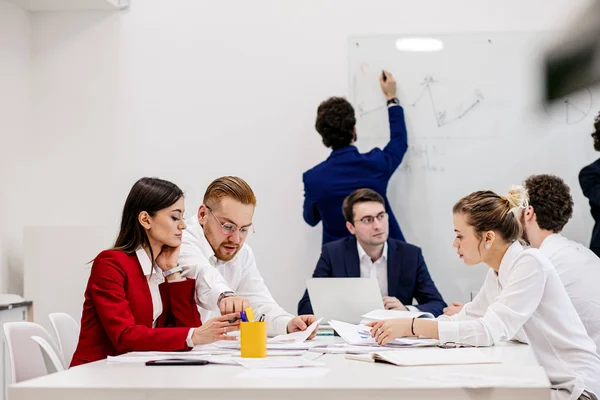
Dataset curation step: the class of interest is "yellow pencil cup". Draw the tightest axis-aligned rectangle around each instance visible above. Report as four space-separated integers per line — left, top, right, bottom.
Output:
240 321 267 358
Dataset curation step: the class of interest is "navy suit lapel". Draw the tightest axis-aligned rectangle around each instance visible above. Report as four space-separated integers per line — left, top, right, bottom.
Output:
387 239 402 297
345 236 361 278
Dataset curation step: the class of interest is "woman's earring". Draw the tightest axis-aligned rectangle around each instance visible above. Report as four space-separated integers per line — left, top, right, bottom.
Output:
485 243 490 249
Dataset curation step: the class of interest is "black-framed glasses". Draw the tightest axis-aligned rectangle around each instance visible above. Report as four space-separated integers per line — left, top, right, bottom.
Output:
206 206 255 237
355 212 388 226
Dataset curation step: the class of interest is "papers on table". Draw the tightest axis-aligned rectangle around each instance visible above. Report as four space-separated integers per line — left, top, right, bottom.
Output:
234 356 325 369
213 340 317 351
328 320 438 348
345 347 501 367
269 318 322 343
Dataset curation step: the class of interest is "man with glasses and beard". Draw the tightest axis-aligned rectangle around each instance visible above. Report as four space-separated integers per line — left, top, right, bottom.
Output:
179 176 317 337
298 188 446 317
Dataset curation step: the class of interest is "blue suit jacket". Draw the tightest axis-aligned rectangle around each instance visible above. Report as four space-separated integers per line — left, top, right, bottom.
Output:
297 236 447 317
580 158 600 254
303 105 408 245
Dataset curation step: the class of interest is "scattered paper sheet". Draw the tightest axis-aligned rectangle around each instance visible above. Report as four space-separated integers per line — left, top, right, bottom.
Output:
269 318 322 343
329 320 438 347
234 356 325 369
213 340 316 351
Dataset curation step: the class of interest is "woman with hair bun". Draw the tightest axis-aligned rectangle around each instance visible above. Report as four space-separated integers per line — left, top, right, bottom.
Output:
368 186 600 399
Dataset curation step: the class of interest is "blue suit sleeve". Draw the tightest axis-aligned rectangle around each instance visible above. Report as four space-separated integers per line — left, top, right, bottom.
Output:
298 246 333 315
579 165 600 206
302 181 321 227
412 250 446 317
381 105 408 177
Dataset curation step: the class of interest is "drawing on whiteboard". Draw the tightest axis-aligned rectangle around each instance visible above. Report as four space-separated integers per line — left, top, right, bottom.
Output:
356 74 484 128
407 75 484 127
543 88 593 124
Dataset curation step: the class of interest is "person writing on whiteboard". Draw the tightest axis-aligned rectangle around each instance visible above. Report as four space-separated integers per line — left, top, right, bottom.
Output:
368 188 600 399
303 70 408 245
71 178 239 367
444 174 600 354
179 176 318 337
579 111 600 257
297 188 446 316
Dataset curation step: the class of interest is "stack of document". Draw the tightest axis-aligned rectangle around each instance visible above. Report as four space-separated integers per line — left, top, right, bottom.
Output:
328 320 438 348
360 309 434 325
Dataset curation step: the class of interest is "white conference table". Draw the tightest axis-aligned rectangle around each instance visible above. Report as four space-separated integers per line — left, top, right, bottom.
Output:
9 338 550 400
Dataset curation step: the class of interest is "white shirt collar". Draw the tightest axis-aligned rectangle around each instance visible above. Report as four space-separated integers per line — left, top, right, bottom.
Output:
135 246 161 277
356 239 388 263
538 233 564 256
186 215 233 267
498 241 523 286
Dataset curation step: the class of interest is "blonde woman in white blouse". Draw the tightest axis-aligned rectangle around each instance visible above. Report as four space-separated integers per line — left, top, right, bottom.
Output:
368 187 600 400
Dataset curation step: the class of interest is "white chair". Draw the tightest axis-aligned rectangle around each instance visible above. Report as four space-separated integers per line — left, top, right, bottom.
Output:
2 321 64 383
48 312 80 367
31 335 65 373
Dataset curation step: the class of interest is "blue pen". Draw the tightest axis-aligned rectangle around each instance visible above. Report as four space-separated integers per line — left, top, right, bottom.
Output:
240 311 248 322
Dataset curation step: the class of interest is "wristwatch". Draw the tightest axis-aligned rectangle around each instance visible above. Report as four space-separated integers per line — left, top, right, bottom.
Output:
162 265 183 277
387 97 400 106
217 291 236 305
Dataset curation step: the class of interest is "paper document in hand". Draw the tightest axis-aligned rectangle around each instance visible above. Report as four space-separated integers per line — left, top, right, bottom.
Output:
269 318 322 343
361 309 434 322
345 348 500 367
329 320 438 347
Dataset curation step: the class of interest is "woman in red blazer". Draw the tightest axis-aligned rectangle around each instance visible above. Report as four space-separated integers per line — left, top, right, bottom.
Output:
71 177 238 367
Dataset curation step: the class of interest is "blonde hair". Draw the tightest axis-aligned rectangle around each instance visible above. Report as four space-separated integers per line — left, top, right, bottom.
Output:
203 176 257 208
453 186 528 242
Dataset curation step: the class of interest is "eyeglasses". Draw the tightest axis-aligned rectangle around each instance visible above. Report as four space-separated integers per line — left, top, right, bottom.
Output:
355 212 388 226
206 206 255 237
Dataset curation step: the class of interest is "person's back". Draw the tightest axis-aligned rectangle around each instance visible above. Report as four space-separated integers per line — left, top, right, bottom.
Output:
540 234 600 353
303 71 408 244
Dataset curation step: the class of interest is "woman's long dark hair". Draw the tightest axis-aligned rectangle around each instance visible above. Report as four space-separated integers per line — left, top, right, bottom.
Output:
112 177 184 261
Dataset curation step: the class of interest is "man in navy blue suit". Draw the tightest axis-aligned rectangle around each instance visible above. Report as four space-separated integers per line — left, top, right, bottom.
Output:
298 189 446 317
303 70 408 245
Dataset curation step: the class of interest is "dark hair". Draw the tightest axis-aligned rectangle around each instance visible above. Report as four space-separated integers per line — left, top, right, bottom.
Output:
524 174 573 232
112 177 184 261
342 188 385 223
315 97 356 150
592 111 600 151
453 187 528 242
203 176 256 208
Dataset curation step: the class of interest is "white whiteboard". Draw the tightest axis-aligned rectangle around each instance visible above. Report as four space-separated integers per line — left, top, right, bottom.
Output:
349 32 600 303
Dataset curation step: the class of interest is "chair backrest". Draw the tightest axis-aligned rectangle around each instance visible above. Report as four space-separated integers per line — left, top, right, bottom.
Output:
48 312 80 367
31 336 65 373
2 321 64 383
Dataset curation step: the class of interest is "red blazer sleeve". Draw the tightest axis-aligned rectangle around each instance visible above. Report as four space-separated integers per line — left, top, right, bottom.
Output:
158 279 202 328
89 252 191 352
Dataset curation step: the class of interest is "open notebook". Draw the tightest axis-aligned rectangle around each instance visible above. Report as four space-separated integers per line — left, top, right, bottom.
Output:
346 348 500 366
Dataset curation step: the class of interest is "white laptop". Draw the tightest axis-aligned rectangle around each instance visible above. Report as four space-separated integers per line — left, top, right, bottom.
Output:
306 278 384 324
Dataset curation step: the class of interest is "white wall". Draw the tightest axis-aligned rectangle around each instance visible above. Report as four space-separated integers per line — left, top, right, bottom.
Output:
0 0 30 294
3 0 596 313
